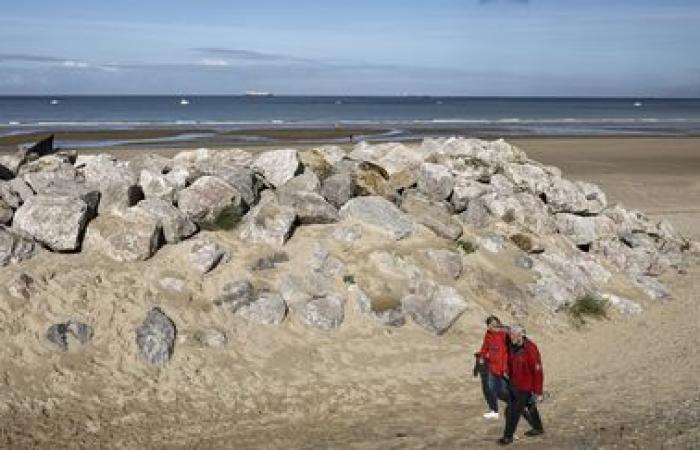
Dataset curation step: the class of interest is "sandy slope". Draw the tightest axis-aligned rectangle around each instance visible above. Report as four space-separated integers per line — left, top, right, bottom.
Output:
0 138 699 449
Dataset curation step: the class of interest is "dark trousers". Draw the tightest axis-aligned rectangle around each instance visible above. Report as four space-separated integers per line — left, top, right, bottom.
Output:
503 389 544 439
478 364 508 412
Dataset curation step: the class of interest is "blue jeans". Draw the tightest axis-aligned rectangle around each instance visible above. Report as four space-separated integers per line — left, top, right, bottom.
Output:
480 370 507 412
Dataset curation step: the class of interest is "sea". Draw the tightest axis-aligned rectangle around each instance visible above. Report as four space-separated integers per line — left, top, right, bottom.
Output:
2 96 700 147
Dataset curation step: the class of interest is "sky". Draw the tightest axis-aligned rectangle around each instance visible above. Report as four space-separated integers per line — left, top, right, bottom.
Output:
0 0 699 96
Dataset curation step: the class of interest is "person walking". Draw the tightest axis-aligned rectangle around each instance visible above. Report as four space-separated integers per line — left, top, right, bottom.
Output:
499 325 545 445
475 315 509 419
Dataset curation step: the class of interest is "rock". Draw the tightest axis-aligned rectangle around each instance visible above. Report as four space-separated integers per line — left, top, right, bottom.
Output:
139 169 176 203
7 272 36 299
481 192 556 234
542 177 588 214
12 195 91 251
417 163 454 201
424 248 463 279
81 155 142 213
556 214 617 247
576 181 607 214
297 294 345 330
309 242 346 277
126 153 173 176
489 174 516 194
501 162 552 195
0 199 12 224
349 285 405 327
478 234 507 253
193 328 227 348
601 294 642 316
451 178 492 212
0 182 22 209
213 165 258 206
158 277 186 292
401 280 468 335
184 238 227 274
0 148 29 178
312 145 346 167
422 137 526 166
136 307 177 366
280 171 320 193
370 142 424 177
46 320 94 352
237 290 288 325
400 192 462 240
459 196 492 228
215 280 255 313
7 178 35 203
277 190 339 224
340 196 414 240
633 276 672 301
250 251 289 271
330 224 363 243
320 173 355 208
239 192 297 247
0 226 37 266
84 209 162 262
176 176 243 229
252 149 300 187
514 254 534 270
509 233 544 254
352 162 395 199
135 198 197 244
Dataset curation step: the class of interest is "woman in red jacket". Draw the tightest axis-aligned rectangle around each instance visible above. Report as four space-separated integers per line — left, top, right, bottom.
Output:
499 325 545 446
475 315 509 419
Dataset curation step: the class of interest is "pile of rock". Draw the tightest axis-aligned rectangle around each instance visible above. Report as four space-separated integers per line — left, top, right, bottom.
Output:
2 137 695 366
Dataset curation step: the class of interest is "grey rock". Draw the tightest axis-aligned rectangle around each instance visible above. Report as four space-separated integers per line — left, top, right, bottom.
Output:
542 177 588 214
401 280 468 335
321 173 355 208
280 171 321 193
459 196 492 228
489 174 516 194
139 169 176 203
277 189 339 224
126 153 173 176
136 307 176 365
12 195 91 251
252 149 300 187
424 248 463 279
501 162 552 195
417 163 454 201
451 178 492 212
185 238 226 274
193 328 227 347
237 290 288 325
576 181 608 214
84 209 162 262
7 178 35 203
0 226 37 266
46 320 94 351
215 280 254 313
297 294 345 330
400 191 462 240
239 192 297 247
0 199 12 224
213 165 257 206
250 251 289 271
176 176 243 227
340 196 414 240
7 272 36 299
81 155 142 213
135 198 198 244
0 182 22 209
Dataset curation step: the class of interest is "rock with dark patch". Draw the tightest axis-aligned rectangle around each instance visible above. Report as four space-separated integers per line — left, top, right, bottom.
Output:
177 176 243 229
351 162 396 199
81 155 142 214
7 272 36 299
46 319 94 351
250 251 289 271
340 196 414 240
0 199 12 224
135 198 198 244
12 195 91 251
0 226 37 266
237 290 288 325
451 178 492 213
215 280 255 313
136 307 177 365
139 169 177 203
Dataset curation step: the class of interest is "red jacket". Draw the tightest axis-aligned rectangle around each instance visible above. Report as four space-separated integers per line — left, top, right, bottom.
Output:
477 329 508 376
508 339 544 395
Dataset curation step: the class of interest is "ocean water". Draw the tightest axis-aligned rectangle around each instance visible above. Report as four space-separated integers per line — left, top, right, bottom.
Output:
2 96 700 143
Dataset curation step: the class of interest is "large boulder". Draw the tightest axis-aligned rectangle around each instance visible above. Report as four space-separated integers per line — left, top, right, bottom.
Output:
400 191 462 240
555 213 616 247
84 209 162 262
12 195 91 251
417 163 454 201
136 307 176 366
239 192 297 247
277 190 339 224
576 181 608 214
401 280 469 335
252 149 300 187
351 162 395 199
501 162 552 195
320 173 355 208
81 155 142 213
423 248 463 279
0 182 22 209
280 171 321 194
339 196 414 240
135 198 197 244
139 169 177 203
542 177 588 214
451 178 492 213
237 290 288 325
0 227 37 266
176 176 243 229
7 178 35 203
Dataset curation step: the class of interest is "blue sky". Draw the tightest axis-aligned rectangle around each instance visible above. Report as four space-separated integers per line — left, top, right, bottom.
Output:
0 0 699 96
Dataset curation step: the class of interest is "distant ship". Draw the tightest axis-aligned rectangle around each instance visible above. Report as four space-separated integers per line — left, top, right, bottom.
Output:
180 98 190 105
244 91 273 97
634 101 643 107
50 99 60 105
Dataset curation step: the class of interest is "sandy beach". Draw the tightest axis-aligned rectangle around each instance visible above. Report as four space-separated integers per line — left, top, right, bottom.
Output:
0 136 698 449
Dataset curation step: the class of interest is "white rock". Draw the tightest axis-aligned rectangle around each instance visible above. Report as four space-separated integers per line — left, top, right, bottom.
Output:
253 149 300 187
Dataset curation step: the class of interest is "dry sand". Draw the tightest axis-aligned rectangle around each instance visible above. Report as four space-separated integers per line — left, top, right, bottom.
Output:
0 137 699 449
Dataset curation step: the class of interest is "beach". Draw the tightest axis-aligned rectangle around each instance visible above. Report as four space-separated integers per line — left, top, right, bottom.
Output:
0 135 698 449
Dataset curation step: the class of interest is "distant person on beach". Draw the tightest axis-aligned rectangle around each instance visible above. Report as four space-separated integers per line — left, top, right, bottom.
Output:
499 325 545 446
474 315 509 420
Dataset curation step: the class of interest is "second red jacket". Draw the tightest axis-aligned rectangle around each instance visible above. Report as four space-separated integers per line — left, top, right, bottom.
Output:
478 329 509 376
508 338 544 395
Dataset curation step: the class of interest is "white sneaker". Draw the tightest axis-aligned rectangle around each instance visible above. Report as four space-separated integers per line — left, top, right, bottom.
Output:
483 411 499 419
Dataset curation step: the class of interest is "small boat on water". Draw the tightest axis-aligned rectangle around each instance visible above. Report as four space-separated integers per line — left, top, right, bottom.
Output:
634 101 643 107
180 98 190 105
50 99 60 105
245 91 273 97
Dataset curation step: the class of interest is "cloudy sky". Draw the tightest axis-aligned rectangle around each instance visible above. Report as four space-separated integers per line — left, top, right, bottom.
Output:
1 0 699 96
